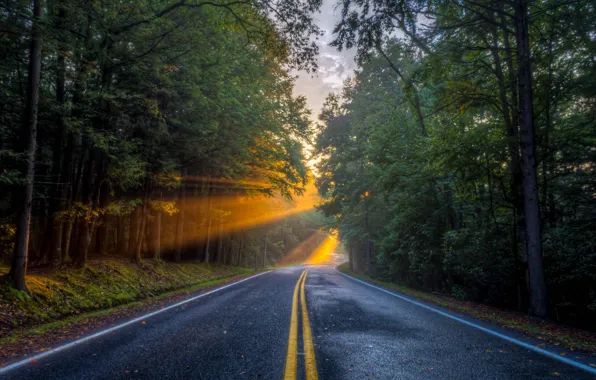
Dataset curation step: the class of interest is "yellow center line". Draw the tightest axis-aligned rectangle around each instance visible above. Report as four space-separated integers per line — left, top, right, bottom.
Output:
300 270 319 380
284 270 307 380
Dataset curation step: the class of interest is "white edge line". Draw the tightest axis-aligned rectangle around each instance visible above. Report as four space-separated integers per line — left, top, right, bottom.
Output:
0 270 272 375
336 270 596 375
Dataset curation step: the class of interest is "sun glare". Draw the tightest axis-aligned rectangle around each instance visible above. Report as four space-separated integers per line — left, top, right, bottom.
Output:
156 179 322 252
305 234 338 265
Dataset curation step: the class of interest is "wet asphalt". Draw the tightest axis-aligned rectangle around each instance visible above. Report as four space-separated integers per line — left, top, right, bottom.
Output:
2 265 594 380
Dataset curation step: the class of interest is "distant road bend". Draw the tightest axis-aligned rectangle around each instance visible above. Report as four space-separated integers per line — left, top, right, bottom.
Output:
1 266 595 379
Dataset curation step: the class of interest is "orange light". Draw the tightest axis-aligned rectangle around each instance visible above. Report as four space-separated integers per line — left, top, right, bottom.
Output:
154 180 322 252
278 229 327 265
304 234 338 265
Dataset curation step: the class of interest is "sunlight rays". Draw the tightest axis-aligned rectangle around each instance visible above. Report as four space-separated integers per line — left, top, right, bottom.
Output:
154 179 322 252
304 233 338 265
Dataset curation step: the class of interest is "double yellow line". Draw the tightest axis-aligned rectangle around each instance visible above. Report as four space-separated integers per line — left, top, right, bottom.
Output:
284 269 319 380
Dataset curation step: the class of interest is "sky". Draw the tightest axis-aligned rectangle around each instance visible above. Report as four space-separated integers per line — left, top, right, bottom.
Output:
292 0 356 123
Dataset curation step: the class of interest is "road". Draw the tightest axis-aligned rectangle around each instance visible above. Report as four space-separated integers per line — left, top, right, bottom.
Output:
2 266 594 379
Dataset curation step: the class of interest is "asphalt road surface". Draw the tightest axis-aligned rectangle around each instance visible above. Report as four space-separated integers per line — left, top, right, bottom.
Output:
2 266 594 379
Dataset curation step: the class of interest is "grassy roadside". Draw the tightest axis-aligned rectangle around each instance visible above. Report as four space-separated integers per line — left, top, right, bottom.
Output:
336 264 596 354
0 259 254 340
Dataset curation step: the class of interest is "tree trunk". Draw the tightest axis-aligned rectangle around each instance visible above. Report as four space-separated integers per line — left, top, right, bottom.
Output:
134 206 146 262
349 245 354 271
261 231 268 268
365 240 373 275
174 176 186 262
203 193 214 264
237 238 244 267
153 192 162 260
55 132 76 262
65 140 86 260
96 170 110 256
62 217 75 262
224 233 234 265
117 214 128 255
74 147 95 267
10 0 43 292
128 205 140 257
514 0 547 318
215 207 224 264
365 202 372 275
43 2 68 266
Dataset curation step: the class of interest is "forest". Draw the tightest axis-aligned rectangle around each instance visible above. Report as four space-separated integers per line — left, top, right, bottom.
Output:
315 0 595 329
0 0 326 292
1 0 595 335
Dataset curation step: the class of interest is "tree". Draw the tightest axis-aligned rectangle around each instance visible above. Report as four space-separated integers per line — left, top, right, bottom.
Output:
316 0 595 324
9 0 43 292
0 0 323 290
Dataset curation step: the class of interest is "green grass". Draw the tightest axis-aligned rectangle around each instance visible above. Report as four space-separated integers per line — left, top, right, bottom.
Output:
0 259 254 335
337 263 596 353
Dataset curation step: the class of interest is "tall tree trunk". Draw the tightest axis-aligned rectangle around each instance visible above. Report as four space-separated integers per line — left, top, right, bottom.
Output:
65 139 86 260
351 241 360 272
128 205 141 258
174 175 186 262
55 131 76 261
133 183 150 262
237 238 244 267
261 230 268 268
542 16 557 228
153 191 162 260
225 234 234 265
10 0 43 291
96 169 110 256
500 5 530 311
117 214 128 255
37 193 48 263
364 201 372 275
203 190 214 264
514 0 547 318
62 217 74 263
215 197 224 264
134 206 146 262
43 2 68 266
74 147 95 267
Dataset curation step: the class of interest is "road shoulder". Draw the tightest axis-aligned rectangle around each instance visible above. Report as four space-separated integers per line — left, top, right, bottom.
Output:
336 265 596 373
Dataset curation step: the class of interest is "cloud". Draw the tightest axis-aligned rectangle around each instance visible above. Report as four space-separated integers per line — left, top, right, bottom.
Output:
292 0 356 120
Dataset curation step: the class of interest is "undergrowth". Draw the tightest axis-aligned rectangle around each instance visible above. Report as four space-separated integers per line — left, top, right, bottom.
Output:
0 259 251 333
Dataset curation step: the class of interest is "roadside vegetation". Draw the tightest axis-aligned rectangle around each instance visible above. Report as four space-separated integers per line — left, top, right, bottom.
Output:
0 260 251 335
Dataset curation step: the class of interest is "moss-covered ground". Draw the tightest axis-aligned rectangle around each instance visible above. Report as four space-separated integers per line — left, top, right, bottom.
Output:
0 259 252 337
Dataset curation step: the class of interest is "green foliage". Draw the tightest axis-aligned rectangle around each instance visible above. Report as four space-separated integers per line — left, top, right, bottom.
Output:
0 0 324 272
317 0 595 329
